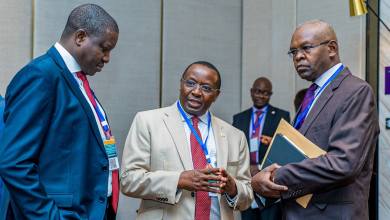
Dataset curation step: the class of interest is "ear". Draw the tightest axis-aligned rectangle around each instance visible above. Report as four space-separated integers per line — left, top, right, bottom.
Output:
74 29 87 47
327 40 338 58
213 90 221 102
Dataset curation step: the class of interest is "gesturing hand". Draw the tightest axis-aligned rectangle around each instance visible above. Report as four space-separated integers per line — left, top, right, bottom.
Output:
218 168 237 197
251 163 288 198
178 167 224 193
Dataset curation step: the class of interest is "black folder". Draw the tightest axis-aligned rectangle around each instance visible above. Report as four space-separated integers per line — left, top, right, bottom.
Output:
262 133 308 169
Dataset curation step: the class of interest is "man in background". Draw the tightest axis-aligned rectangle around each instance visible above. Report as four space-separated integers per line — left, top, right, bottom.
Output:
252 20 379 220
121 61 253 220
0 4 119 219
233 77 290 220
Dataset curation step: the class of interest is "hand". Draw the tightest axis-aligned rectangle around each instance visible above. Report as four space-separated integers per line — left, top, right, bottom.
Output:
250 165 260 177
251 163 288 198
219 168 237 197
178 167 224 193
260 135 272 146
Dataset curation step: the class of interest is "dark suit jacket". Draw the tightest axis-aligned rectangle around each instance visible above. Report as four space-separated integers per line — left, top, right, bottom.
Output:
233 105 290 163
0 47 112 220
274 67 379 220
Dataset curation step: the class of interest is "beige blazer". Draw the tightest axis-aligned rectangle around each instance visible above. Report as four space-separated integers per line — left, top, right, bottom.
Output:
120 103 253 220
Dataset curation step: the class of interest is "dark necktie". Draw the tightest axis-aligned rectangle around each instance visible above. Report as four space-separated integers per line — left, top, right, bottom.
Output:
76 71 119 213
190 116 211 220
250 110 263 164
295 83 318 130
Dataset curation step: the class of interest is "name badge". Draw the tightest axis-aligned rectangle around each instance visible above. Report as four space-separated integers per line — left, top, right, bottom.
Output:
250 138 260 152
104 137 119 171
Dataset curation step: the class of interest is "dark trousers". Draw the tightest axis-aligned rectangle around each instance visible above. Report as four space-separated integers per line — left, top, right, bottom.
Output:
105 196 116 220
241 203 282 220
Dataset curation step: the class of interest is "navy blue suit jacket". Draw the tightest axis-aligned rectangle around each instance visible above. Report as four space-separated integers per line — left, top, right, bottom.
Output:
233 105 290 165
0 47 110 220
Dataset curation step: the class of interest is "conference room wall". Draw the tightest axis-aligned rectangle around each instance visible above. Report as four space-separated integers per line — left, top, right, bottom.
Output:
0 1 365 219
0 0 32 96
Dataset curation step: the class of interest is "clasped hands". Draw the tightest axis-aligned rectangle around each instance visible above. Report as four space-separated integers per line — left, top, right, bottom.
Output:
178 166 237 197
251 163 288 198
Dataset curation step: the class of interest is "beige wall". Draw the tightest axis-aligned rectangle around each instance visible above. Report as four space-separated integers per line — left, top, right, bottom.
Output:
0 1 365 219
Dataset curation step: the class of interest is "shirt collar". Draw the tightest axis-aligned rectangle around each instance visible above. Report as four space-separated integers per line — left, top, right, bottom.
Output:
252 105 268 114
54 42 82 73
314 63 343 88
177 100 210 125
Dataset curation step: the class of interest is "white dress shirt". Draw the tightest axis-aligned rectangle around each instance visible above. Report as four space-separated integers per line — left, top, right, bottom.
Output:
308 63 343 114
54 42 112 197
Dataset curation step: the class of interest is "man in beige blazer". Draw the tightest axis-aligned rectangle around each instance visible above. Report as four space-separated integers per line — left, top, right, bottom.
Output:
121 61 253 220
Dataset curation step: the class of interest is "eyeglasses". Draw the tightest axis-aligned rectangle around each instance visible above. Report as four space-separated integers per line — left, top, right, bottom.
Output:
181 78 219 94
251 88 272 97
287 40 331 58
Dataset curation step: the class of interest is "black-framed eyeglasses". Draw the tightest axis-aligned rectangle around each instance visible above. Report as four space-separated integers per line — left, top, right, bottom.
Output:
251 88 272 97
181 78 219 94
287 40 331 58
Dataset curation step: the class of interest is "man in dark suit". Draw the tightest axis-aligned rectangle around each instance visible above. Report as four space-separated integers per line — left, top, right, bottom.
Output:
252 20 379 220
233 77 290 220
0 4 120 220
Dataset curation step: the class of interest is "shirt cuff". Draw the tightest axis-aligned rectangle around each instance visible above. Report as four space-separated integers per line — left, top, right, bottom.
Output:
225 193 237 207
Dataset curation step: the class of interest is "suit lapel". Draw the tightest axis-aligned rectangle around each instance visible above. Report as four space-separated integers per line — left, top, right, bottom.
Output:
162 104 193 170
47 47 105 151
212 115 228 169
300 68 351 135
241 109 251 142
263 105 276 135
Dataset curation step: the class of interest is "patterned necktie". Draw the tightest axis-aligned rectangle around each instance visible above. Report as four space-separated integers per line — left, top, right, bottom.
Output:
250 110 263 164
295 83 318 130
76 71 119 213
190 116 211 220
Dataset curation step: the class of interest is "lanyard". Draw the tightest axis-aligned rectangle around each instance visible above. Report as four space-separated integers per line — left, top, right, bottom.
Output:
92 96 111 139
71 73 112 140
251 106 268 136
177 101 212 164
294 65 344 128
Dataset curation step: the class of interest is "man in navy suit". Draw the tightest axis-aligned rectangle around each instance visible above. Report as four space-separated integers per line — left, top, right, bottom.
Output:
0 4 119 220
233 77 290 220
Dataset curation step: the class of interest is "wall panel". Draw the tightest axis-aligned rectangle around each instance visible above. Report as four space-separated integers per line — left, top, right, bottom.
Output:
0 0 32 95
379 0 390 218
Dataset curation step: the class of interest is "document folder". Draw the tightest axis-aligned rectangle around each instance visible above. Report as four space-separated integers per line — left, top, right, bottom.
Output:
260 119 326 208
262 133 307 168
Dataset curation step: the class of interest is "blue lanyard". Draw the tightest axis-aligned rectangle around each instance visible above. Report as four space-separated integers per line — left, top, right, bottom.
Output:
251 106 268 136
177 101 212 164
294 65 344 128
92 94 111 139
71 74 111 139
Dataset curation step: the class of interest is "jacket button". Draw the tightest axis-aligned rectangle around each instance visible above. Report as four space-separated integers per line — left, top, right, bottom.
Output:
102 165 108 171
99 196 105 203
191 192 195 197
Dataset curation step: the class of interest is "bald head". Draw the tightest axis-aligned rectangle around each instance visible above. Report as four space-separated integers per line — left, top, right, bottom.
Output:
294 20 338 45
252 77 272 91
290 20 340 82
